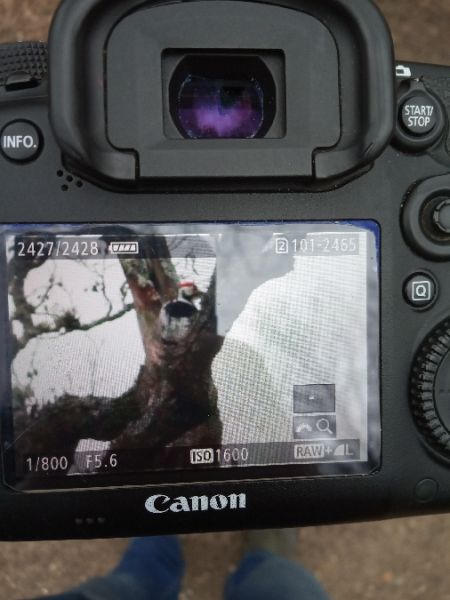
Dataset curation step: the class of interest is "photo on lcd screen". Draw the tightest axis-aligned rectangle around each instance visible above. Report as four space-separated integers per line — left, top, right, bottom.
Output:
2 223 380 488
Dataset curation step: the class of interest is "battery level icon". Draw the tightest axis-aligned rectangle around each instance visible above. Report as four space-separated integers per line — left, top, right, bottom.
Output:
108 241 140 255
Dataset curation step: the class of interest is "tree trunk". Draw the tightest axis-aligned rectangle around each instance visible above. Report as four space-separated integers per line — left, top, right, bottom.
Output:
13 235 223 471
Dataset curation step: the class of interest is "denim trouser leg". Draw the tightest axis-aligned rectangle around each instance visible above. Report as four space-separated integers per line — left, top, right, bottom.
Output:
42 537 184 600
39 538 329 600
225 550 330 600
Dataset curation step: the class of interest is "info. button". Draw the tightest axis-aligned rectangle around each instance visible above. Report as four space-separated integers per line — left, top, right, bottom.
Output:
1 120 42 163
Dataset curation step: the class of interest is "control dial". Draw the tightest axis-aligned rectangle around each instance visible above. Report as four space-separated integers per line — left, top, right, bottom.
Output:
411 319 450 456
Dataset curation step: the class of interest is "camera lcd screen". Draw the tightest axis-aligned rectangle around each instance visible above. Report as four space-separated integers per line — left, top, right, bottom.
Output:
0 222 380 490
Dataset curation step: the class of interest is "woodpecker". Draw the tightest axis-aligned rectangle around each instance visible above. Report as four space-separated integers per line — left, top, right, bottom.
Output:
178 281 200 303
159 281 201 343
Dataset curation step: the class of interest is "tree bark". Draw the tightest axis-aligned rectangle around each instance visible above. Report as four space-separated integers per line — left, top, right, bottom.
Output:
12 235 224 471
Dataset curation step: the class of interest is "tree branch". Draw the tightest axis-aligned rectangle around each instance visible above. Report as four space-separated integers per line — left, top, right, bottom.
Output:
76 303 134 332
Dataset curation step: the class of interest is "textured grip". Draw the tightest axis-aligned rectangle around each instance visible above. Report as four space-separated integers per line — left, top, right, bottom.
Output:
0 42 48 86
424 74 450 155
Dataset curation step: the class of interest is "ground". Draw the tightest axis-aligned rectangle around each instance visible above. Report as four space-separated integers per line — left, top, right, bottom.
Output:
0 1 449 599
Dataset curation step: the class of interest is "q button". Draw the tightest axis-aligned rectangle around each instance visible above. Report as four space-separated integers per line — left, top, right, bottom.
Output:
404 272 438 310
1 120 43 163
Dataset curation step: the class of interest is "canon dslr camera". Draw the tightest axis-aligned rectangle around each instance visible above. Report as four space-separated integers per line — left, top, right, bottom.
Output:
0 0 448 540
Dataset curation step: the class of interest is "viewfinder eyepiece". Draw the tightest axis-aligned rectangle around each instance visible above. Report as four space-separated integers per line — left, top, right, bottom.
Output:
169 55 276 139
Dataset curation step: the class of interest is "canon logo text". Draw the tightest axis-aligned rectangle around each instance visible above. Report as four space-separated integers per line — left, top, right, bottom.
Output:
145 493 247 514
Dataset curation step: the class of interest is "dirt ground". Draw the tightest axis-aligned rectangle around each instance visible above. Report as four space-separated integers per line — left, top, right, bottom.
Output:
0 1 449 599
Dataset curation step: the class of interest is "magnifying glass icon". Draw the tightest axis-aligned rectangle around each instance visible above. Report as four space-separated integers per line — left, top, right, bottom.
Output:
316 418 333 435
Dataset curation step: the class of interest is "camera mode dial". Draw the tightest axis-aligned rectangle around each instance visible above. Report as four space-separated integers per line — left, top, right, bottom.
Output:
411 319 450 456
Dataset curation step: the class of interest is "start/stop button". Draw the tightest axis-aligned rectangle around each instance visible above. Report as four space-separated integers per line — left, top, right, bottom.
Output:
394 79 446 152
400 95 438 136
0 120 42 163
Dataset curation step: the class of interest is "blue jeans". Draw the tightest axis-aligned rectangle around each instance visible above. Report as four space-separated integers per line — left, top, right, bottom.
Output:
43 536 330 600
